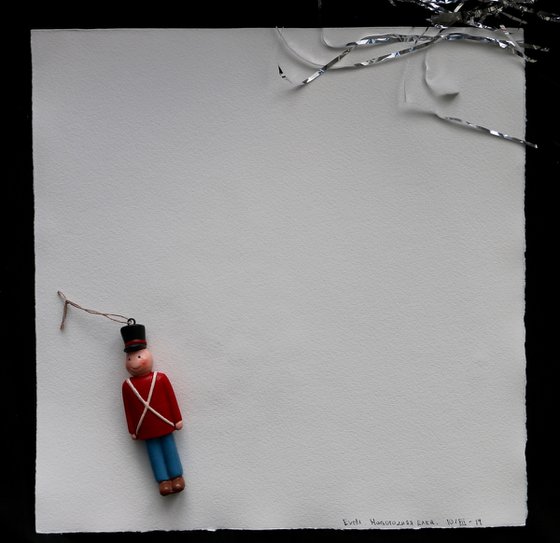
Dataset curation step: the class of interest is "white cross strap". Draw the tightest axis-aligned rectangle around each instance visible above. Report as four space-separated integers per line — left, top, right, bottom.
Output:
126 371 175 435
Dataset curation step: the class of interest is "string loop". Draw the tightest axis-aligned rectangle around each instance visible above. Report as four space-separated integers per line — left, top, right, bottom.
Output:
58 291 134 330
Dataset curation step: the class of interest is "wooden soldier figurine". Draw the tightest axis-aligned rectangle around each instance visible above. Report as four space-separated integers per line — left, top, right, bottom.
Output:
121 323 186 496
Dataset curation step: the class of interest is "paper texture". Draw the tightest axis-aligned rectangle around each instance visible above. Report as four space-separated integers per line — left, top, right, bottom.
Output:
32 28 527 532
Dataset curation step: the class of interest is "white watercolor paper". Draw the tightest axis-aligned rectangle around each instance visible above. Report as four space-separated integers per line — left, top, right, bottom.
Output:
32 28 527 532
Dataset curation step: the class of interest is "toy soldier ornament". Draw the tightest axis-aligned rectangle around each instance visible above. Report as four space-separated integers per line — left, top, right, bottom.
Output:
121 323 186 495
58 292 186 496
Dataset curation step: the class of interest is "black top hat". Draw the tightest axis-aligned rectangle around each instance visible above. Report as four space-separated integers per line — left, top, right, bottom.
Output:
121 323 147 352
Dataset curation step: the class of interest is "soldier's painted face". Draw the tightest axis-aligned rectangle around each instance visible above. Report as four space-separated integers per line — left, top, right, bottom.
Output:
126 348 153 377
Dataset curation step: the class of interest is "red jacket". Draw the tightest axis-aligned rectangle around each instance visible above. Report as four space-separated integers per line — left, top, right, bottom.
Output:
122 371 182 440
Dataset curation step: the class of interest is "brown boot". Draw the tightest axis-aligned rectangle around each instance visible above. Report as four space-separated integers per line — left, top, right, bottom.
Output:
159 480 173 496
171 476 185 493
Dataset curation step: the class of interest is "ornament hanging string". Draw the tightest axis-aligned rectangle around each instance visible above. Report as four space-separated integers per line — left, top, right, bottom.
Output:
57 291 135 330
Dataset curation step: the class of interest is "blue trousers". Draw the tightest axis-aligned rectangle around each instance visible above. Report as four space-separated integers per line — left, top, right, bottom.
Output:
145 433 183 482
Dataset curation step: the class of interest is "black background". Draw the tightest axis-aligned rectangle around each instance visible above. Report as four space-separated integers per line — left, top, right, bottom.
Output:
5 1 558 541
